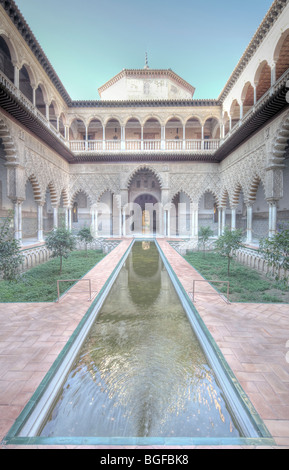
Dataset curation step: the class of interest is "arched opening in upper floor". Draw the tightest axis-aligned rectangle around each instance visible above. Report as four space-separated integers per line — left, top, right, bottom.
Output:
49 102 58 129
0 35 14 83
204 117 220 139
143 118 161 150
255 61 271 102
241 82 255 116
223 112 230 137
230 100 241 129
69 118 85 140
59 113 66 138
35 85 46 116
19 65 33 103
125 118 142 150
105 118 121 140
185 117 202 150
204 118 221 149
105 118 121 150
165 118 183 150
87 118 103 150
274 29 289 81
69 118 86 150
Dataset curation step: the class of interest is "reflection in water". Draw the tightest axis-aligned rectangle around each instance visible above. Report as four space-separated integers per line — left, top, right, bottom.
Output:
40 242 242 438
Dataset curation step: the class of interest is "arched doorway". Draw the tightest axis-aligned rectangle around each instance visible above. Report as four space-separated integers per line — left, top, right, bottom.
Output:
134 194 158 235
128 168 162 236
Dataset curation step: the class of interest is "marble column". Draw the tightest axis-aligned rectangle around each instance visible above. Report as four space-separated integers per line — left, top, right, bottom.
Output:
218 208 222 236
13 200 23 243
231 207 237 231
37 203 44 242
246 204 253 244
53 206 58 229
268 201 277 238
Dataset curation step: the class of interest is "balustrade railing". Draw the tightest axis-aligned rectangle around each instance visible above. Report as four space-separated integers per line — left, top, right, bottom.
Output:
126 140 141 150
69 138 220 153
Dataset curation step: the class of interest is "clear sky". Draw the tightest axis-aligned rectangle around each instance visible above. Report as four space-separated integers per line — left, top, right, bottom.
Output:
15 0 273 100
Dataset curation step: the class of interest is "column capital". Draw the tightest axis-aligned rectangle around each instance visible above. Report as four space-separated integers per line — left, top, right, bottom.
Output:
266 198 279 206
11 197 24 204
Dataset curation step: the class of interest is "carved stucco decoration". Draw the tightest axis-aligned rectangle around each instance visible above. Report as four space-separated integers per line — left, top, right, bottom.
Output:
24 148 69 204
221 145 268 205
169 172 221 205
69 173 121 205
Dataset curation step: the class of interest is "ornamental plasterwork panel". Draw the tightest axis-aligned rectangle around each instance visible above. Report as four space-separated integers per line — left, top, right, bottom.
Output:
220 146 268 204
24 148 68 203
69 173 121 205
169 172 221 205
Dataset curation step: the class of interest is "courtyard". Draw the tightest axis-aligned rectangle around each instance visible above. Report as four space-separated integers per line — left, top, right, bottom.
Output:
0 0 289 451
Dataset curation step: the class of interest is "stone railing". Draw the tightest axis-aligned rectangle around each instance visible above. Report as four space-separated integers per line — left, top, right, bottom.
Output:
18 238 121 273
20 244 52 272
69 138 220 154
170 239 288 282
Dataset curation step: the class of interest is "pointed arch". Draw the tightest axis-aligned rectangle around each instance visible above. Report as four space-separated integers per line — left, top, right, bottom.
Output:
0 118 17 162
60 188 69 207
254 60 271 101
247 175 263 203
26 174 42 203
126 164 163 189
170 189 192 204
71 188 93 206
197 188 220 207
274 28 289 80
46 182 58 206
219 189 230 208
231 183 244 207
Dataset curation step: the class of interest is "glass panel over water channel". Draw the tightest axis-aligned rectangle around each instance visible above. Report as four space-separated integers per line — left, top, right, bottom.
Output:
40 242 242 438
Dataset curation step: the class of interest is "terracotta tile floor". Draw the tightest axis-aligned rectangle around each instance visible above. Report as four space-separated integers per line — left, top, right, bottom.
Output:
1 238 289 449
157 239 289 448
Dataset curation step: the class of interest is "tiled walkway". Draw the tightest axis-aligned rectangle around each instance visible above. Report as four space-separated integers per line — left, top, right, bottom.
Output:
0 239 132 448
157 239 289 448
0 238 289 449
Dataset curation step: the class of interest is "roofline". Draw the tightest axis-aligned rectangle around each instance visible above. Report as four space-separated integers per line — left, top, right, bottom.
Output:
0 0 72 105
98 68 196 97
70 98 220 107
218 0 288 102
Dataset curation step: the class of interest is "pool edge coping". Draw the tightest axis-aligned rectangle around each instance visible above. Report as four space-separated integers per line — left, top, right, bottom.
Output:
2 238 276 448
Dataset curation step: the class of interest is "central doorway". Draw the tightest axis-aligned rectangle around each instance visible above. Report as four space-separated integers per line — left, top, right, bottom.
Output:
128 168 161 236
134 194 158 235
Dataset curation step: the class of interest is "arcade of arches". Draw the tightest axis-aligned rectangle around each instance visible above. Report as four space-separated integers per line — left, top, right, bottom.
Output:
0 0 289 246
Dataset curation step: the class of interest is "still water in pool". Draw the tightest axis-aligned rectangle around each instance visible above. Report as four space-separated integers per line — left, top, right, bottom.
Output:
40 242 242 438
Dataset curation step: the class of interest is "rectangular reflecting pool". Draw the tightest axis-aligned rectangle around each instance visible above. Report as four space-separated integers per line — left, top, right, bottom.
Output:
5 240 274 446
